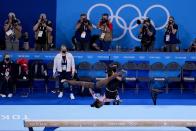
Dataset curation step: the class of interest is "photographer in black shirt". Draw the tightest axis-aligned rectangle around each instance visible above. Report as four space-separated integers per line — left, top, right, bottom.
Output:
33 13 53 51
138 18 156 52
75 14 92 51
164 16 179 52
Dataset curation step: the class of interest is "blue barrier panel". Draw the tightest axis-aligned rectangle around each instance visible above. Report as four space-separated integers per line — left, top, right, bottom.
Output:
0 51 196 65
57 0 196 49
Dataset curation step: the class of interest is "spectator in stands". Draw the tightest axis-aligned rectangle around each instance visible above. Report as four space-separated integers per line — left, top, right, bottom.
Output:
138 18 156 52
33 13 53 51
164 16 180 52
4 12 22 50
74 13 92 51
53 45 76 99
96 13 113 51
0 53 16 98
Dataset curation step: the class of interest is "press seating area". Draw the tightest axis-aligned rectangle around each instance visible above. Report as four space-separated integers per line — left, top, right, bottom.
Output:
0 52 196 104
9 59 196 96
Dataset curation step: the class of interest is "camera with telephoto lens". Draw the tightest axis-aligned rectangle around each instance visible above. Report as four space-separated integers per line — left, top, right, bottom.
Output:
137 18 150 27
82 18 88 24
169 20 173 25
137 18 151 40
101 18 108 24
137 18 150 33
41 16 45 23
167 20 174 32
11 15 18 25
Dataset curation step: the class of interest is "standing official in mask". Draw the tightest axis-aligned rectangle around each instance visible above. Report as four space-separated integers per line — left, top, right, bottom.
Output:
53 45 76 99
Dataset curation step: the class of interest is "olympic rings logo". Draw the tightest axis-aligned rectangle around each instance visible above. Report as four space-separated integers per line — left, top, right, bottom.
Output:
87 3 170 41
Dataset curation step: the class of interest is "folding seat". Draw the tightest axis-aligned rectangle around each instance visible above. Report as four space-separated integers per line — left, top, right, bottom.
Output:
165 62 182 93
137 62 150 93
182 62 196 93
122 62 137 93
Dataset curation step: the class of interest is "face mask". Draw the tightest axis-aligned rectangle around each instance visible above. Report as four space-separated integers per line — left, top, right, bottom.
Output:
5 58 10 62
62 50 66 54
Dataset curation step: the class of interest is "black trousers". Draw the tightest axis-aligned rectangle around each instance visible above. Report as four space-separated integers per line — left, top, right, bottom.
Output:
58 72 72 92
166 44 179 52
0 78 14 95
76 40 90 51
141 41 154 52
35 38 48 51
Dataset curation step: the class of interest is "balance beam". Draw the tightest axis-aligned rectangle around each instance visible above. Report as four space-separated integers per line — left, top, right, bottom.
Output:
24 119 196 131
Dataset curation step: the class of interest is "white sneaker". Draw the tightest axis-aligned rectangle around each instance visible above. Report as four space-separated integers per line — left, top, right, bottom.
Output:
70 93 75 100
8 93 13 98
0 94 6 98
58 92 63 98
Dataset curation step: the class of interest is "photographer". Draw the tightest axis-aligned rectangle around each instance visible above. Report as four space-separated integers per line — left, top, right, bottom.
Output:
164 16 179 52
138 18 156 52
74 14 92 51
4 12 22 50
33 13 53 51
96 13 113 51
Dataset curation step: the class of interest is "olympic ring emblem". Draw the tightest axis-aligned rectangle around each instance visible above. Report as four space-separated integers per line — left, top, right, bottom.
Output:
87 3 170 41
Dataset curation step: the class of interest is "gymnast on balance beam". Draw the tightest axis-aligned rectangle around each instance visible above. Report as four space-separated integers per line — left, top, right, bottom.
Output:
61 65 125 108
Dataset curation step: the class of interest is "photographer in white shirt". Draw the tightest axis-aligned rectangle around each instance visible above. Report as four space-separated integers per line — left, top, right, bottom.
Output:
4 12 22 50
53 45 75 99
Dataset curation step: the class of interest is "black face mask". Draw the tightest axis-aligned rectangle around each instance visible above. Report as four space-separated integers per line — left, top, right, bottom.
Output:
62 51 66 54
5 58 10 62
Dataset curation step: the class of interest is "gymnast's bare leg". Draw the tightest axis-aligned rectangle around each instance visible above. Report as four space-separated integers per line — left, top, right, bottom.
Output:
60 72 122 89
61 69 124 108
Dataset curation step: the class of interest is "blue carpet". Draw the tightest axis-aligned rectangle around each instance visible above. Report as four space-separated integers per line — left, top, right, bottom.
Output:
1 88 196 105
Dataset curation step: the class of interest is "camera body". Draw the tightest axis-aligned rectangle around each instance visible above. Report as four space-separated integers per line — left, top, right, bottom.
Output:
137 18 150 34
166 21 174 33
40 16 45 23
11 16 18 25
101 18 108 25
82 18 88 24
